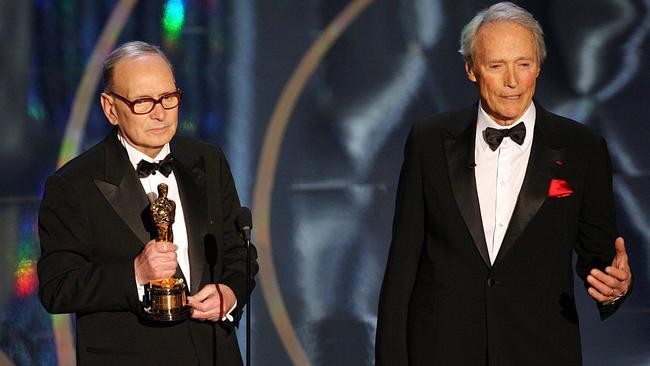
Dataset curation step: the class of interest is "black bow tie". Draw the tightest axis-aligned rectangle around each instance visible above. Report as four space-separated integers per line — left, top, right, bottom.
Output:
136 154 174 178
483 122 526 151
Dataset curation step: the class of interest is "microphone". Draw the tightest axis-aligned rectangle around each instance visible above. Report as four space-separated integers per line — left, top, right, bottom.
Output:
236 207 252 242
204 234 218 283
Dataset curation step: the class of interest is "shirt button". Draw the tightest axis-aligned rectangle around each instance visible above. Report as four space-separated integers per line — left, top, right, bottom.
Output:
488 278 500 287
500 180 506 186
498 223 504 228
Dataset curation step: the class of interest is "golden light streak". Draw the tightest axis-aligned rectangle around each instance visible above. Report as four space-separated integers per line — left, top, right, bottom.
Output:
54 1 139 365
57 0 139 168
252 1 375 365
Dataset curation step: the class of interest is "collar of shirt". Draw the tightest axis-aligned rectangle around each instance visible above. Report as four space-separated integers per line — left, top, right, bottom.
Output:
117 131 171 168
475 101 536 153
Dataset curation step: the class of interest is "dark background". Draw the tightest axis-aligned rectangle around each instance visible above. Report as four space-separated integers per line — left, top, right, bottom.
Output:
0 0 648 365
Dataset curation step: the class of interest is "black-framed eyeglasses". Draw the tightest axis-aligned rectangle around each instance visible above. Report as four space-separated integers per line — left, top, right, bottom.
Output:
107 89 183 115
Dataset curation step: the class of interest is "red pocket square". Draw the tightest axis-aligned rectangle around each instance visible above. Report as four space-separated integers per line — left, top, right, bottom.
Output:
548 179 573 198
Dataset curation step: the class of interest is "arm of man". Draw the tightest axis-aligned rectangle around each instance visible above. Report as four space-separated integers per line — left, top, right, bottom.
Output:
574 138 632 318
376 127 426 365
38 174 143 315
587 237 632 307
188 284 237 321
134 240 179 285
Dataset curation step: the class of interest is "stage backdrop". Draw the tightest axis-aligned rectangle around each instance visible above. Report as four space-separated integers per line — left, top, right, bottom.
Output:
1 0 648 365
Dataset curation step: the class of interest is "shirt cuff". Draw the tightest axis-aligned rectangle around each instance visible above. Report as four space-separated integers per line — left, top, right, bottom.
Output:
602 286 629 306
223 301 237 322
136 277 145 301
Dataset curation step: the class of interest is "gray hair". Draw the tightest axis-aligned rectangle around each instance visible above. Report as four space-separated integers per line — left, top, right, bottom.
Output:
102 41 173 91
459 2 546 66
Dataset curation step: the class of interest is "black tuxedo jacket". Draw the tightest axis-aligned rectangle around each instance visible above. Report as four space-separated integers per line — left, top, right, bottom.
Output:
376 104 624 366
38 129 257 366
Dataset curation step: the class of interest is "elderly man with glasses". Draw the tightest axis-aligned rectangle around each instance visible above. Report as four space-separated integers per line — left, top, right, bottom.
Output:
38 41 257 366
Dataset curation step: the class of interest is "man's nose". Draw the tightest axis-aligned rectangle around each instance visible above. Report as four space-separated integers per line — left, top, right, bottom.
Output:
149 101 166 120
504 66 518 88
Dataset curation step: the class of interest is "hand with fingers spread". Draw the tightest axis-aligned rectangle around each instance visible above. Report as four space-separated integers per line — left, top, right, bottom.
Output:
134 239 179 285
187 284 237 322
587 237 632 304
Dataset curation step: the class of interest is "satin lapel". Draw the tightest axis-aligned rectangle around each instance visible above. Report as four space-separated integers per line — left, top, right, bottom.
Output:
444 116 491 268
94 131 152 245
172 146 207 295
494 115 566 266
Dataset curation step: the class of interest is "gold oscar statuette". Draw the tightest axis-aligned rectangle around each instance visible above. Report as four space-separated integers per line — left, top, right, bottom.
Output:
143 183 192 321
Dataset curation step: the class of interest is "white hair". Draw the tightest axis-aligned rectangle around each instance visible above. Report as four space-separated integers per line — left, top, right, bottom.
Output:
459 2 547 66
102 41 173 91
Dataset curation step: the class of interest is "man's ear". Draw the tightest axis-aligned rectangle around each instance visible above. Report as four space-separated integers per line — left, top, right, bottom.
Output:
100 92 119 126
465 62 477 83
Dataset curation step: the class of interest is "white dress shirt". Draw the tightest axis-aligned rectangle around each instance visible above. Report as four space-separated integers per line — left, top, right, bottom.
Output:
117 133 191 298
474 102 536 264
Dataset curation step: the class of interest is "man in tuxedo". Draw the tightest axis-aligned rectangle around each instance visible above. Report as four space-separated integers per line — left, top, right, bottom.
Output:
375 2 632 365
38 41 257 365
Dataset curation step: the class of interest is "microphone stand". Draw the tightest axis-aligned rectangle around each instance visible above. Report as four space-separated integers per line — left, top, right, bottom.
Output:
245 234 251 366
236 207 253 366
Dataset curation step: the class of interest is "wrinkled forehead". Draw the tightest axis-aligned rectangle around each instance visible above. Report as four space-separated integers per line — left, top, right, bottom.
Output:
112 55 176 95
474 21 538 60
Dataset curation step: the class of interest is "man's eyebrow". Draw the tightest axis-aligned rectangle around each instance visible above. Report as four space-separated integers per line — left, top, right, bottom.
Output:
130 90 177 99
485 56 536 63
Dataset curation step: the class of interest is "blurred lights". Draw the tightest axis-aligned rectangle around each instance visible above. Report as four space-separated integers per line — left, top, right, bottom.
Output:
16 260 38 298
163 0 185 42
28 86 47 123
180 119 197 134
15 214 39 299
60 0 74 16
28 102 47 122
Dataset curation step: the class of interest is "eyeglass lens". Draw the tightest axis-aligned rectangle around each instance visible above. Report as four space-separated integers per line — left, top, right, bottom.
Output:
133 93 181 114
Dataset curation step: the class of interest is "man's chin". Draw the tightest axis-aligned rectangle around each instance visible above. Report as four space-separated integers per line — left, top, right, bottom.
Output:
494 109 527 125
137 136 174 155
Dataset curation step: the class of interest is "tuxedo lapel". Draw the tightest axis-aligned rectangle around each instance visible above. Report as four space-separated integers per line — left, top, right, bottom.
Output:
95 131 152 245
494 109 566 266
444 112 491 268
172 142 208 295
